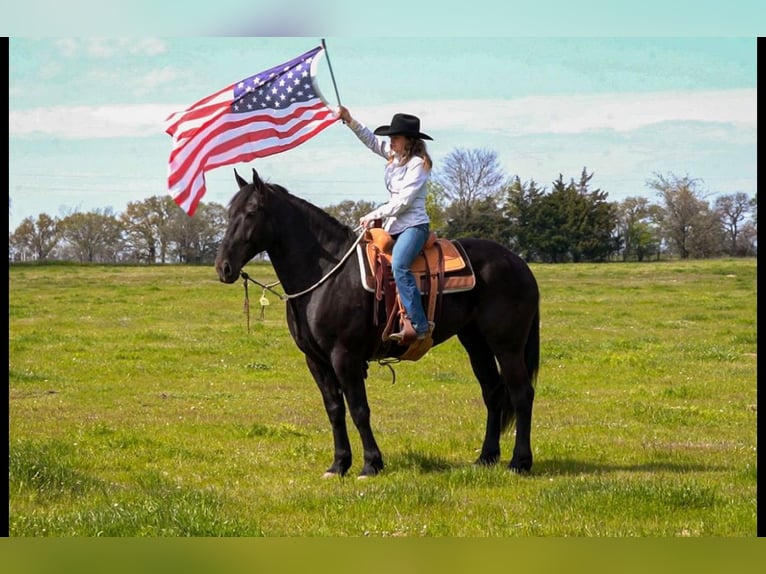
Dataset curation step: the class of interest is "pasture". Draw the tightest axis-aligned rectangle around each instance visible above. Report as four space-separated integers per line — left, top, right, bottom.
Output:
8 258 757 536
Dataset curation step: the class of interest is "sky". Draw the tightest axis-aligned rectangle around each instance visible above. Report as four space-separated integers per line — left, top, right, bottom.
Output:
6 3 761 232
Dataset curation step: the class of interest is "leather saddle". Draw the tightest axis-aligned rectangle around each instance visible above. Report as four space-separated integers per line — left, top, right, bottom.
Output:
356 227 476 361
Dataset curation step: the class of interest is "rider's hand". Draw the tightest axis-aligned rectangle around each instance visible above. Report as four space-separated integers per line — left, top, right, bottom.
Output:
337 106 351 124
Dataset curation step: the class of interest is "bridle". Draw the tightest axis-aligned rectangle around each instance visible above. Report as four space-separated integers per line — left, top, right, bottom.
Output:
239 228 365 301
238 229 366 332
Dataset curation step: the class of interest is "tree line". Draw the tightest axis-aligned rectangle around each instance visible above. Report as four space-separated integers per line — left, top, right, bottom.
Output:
9 148 757 264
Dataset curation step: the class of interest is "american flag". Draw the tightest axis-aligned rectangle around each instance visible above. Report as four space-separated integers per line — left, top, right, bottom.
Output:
165 45 338 216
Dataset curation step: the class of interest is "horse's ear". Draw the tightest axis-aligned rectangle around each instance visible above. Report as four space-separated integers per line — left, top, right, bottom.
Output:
234 169 248 189
250 169 270 208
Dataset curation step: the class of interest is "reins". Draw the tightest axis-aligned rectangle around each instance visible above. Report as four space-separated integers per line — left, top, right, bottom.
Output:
239 229 365 325
237 227 400 385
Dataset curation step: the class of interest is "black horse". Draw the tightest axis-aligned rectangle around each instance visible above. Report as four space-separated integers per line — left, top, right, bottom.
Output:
215 168 540 478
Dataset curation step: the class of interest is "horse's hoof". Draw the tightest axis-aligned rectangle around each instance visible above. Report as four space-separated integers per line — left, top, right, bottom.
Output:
322 471 341 479
358 464 383 479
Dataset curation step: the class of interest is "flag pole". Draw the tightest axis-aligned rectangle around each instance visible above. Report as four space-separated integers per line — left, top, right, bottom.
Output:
321 38 342 107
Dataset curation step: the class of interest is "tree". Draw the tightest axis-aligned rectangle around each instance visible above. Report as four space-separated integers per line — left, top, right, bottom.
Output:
168 201 227 264
686 206 725 259
433 148 506 230
323 199 377 228
615 196 661 261
530 187 569 263
648 172 712 259
531 169 619 262
444 195 507 243
121 197 162 263
714 192 754 256
738 220 758 256
9 214 59 261
503 176 545 260
58 209 124 263
569 169 620 262
425 181 448 236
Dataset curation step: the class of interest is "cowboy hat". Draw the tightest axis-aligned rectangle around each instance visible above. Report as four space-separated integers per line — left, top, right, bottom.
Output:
373 113 433 140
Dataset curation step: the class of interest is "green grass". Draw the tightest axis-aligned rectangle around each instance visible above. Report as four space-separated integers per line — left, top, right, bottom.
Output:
8 259 757 536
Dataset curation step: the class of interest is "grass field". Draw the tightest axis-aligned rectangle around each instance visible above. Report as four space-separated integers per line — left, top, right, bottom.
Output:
8 258 757 537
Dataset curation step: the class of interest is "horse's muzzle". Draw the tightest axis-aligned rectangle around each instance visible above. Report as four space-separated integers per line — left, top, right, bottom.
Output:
215 259 239 284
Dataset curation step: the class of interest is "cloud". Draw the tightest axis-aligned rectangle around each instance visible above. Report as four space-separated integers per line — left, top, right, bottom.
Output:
75 65 191 99
9 105 173 139
9 89 756 141
407 89 756 136
132 67 189 96
53 37 168 59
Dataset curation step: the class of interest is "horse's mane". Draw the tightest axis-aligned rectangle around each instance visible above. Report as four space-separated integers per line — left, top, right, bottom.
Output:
267 182 358 243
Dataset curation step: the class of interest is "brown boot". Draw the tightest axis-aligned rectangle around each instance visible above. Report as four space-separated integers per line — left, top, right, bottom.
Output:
415 321 436 341
387 319 417 345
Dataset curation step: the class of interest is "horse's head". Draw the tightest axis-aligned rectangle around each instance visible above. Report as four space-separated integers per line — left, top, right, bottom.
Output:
215 168 276 283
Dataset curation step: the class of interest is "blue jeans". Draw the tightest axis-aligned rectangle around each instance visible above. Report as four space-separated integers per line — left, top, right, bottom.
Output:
391 223 430 335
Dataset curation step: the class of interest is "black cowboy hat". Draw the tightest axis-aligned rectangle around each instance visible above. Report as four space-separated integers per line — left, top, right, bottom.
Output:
373 113 433 140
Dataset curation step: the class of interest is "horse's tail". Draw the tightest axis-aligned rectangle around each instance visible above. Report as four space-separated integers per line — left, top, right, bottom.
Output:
525 308 540 388
500 307 540 434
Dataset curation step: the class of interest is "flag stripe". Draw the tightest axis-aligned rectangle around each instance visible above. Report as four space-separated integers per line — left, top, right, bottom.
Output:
169 105 335 210
172 116 335 216
165 86 234 138
165 46 338 216
168 102 333 191
168 100 331 172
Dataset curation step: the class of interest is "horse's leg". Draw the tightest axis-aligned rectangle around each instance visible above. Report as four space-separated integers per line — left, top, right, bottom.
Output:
331 350 384 478
457 325 505 466
495 349 535 473
304 355 352 477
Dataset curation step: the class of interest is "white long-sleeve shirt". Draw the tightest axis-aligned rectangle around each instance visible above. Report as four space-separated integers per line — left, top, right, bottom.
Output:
346 118 430 235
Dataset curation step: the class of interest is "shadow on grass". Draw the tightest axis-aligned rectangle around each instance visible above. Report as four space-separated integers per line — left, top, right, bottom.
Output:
388 450 461 473
527 457 728 476
386 451 726 477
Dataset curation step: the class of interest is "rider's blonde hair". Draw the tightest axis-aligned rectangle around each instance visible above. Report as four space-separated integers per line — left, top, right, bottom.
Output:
389 136 433 170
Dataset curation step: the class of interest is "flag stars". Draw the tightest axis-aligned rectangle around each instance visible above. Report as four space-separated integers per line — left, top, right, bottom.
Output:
231 50 322 112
